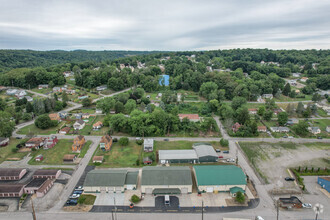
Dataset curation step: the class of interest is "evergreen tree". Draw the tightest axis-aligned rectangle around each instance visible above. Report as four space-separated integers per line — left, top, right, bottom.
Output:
283 83 291 96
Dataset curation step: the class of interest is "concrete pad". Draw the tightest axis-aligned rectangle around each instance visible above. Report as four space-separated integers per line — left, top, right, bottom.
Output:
179 192 230 207
94 192 125 206
245 187 254 200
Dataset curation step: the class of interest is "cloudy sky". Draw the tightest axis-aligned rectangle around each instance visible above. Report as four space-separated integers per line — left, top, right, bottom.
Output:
1 0 330 51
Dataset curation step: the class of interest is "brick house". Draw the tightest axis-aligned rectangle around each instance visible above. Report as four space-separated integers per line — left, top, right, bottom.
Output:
100 135 112 151
72 135 86 152
59 127 71 134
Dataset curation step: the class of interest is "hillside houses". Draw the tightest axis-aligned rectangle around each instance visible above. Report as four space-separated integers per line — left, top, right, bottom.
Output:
73 120 85 130
72 135 86 152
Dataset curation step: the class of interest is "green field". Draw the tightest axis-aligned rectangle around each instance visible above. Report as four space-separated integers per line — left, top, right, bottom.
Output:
28 140 92 165
17 122 65 135
78 194 96 205
274 94 312 102
31 88 52 94
92 140 228 168
0 138 29 164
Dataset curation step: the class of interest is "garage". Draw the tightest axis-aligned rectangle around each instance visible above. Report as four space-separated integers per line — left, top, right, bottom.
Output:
141 166 193 194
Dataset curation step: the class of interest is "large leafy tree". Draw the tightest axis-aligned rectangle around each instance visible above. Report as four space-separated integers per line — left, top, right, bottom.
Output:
0 111 15 137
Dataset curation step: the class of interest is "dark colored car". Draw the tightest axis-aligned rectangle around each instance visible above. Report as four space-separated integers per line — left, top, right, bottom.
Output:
66 199 78 205
73 190 83 194
317 136 323 139
223 151 229 154
164 139 169 141
215 149 221 153
16 137 22 139
285 177 295 181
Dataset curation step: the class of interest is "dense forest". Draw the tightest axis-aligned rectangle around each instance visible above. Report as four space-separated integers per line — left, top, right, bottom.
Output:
0 50 157 73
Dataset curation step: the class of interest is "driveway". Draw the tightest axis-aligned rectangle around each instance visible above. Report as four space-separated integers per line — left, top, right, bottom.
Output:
94 192 125 206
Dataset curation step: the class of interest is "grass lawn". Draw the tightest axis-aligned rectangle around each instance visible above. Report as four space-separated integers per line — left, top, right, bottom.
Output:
78 116 106 136
78 194 96 205
274 94 312 102
17 122 65 135
302 142 330 150
31 88 52 94
0 138 29 164
100 89 114 95
70 108 96 114
317 109 328 117
261 120 298 138
28 140 91 165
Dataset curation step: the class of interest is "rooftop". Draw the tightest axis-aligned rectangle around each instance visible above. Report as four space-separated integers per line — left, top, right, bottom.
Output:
33 169 59 176
194 165 247 186
0 184 24 193
178 114 200 120
193 144 218 158
159 150 198 160
84 170 127 187
125 171 138 185
25 178 47 188
0 168 26 177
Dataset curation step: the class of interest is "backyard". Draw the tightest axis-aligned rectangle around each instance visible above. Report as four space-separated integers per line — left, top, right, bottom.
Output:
17 121 65 135
28 139 92 165
0 138 29 163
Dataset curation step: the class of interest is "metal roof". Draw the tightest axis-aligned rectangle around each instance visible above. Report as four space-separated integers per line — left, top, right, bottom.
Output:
141 166 192 186
0 184 24 193
159 150 198 160
0 168 26 177
193 145 218 158
33 169 59 176
125 171 138 185
194 165 246 186
25 178 47 188
84 170 127 187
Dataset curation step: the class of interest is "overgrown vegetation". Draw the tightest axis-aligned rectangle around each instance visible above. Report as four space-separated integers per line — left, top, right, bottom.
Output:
77 194 96 205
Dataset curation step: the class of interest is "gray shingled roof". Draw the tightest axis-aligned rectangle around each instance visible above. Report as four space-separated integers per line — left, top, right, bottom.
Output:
141 166 192 186
193 145 218 158
0 168 25 177
84 170 127 187
158 150 198 160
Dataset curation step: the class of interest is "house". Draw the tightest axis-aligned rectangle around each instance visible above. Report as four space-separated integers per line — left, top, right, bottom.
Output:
288 80 297 86
59 127 71 134
63 71 74 77
144 139 154 152
292 73 301 78
82 113 90 119
318 177 330 193
262 94 273 99
100 135 112 151
38 84 49 89
326 126 330 133
6 89 17 96
141 166 192 195
72 135 86 152
193 165 247 195
287 118 299 125
273 109 283 115
270 127 290 133
159 75 169 86
0 137 9 147
43 135 58 149
49 113 60 121
93 121 103 130
15 90 27 99
248 108 257 114
58 111 67 119
192 143 218 162
66 89 75 95
25 137 46 149
0 168 27 180
279 196 302 209
159 150 199 164
96 85 107 91
300 77 308 82
33 169 61 179
0 185 25 197
63 154 77 163
143 157 153 165
53 87 61 93
25 96 33 102
257 126 267 132
83 170 138 192
308 127 321 135
206 66 212 72
73 120 85 130
95 109 102 114
158 64 165 73
178 114 200 122
78 95 88 100
92 156 104 163
232 122 241 133
35 154 43 162
74 113 83 119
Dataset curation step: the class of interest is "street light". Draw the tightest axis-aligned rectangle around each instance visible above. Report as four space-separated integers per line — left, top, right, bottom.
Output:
313 203 324 220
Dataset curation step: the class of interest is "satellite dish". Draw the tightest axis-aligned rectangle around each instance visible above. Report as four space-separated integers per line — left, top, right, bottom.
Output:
313 203 324 214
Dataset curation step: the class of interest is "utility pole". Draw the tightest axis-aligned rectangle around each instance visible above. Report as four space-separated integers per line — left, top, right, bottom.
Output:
201 200 204 220
276 199 280 220
31 197 36 220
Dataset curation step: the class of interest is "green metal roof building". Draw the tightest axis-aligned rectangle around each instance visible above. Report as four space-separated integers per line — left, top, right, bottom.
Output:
84 169 138 193
141 166 193 194
193 165 247 193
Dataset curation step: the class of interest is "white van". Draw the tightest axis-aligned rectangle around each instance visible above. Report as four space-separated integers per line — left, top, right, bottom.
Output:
164 195 170 205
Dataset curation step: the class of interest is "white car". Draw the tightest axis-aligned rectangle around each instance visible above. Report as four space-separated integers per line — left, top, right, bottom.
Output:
226 158 235 163
255 216 264 220
302 203 312 208
288 136 294 139
70 194 81 199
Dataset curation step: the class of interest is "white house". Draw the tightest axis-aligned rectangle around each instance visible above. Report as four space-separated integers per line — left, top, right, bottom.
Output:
96 85 107 91
326 126 330 133
73 120 85 130
300 77 308 82
144 139 154 152
25 96 33 102
262 94 273 99
6 89 17 95
308 127 321 135
292 73 301 78
95 109 102 114
38 84 49 89
270 127 290 133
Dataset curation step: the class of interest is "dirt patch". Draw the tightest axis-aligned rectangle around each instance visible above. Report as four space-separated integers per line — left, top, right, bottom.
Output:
63 204 93 212
247 181 258 198
6 158 21 161
225 198 249 207
0 205 8 212
19 148 31 153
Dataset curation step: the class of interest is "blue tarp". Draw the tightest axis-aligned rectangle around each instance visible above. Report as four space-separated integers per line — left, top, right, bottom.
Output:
159 75 169 86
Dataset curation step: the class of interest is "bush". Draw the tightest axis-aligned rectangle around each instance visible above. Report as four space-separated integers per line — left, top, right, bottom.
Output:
136 139 144 145
220 138 229 147
131 194 140 203
113 138 118 142
11 148 18 153
235 191 245 203
119 137 129 146
136 159 140 166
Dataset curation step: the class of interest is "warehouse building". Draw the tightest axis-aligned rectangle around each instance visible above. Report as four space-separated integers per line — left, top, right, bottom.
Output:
194 165 247 195
0 184 25 197
24 178 54 197
159 150 198 164
0 168 27 180
33 169 61 179
83 170 138 193
193 143 218 162
141 166 193 195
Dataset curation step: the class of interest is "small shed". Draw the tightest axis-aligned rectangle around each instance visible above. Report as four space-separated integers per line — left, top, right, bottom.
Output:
143 157 153 165
63 154 77 163
144 139 154 152
229 186 245 197
93 156 104 163
35 154 44 162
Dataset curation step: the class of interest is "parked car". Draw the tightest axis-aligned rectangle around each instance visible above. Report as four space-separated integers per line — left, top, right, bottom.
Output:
285 177 295 181
218 156 223 159
75 186 84 190
288 136 294 139
16 137 22 139
255 216 265 220
215 149 221 153
302 203 312 208
70 194 81 199
226 158 235 163
317 136 323 139
282 136 288 138
223 151 229 154
164 139 169 141
73 190 83 194
66 199 78 205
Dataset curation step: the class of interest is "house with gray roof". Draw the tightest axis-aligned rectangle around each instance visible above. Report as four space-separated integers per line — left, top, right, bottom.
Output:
192 143 218 162
141 166 192 195
83 170 138 193
308 127 321 135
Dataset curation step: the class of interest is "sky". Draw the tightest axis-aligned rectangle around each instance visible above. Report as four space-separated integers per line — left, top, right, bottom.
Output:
0 0 330 51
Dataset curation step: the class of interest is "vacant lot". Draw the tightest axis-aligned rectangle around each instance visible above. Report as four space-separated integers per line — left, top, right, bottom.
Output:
28 140 92 165
92 140 228 167
17 122 65 135
0 138 29 163
239 142 329 188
